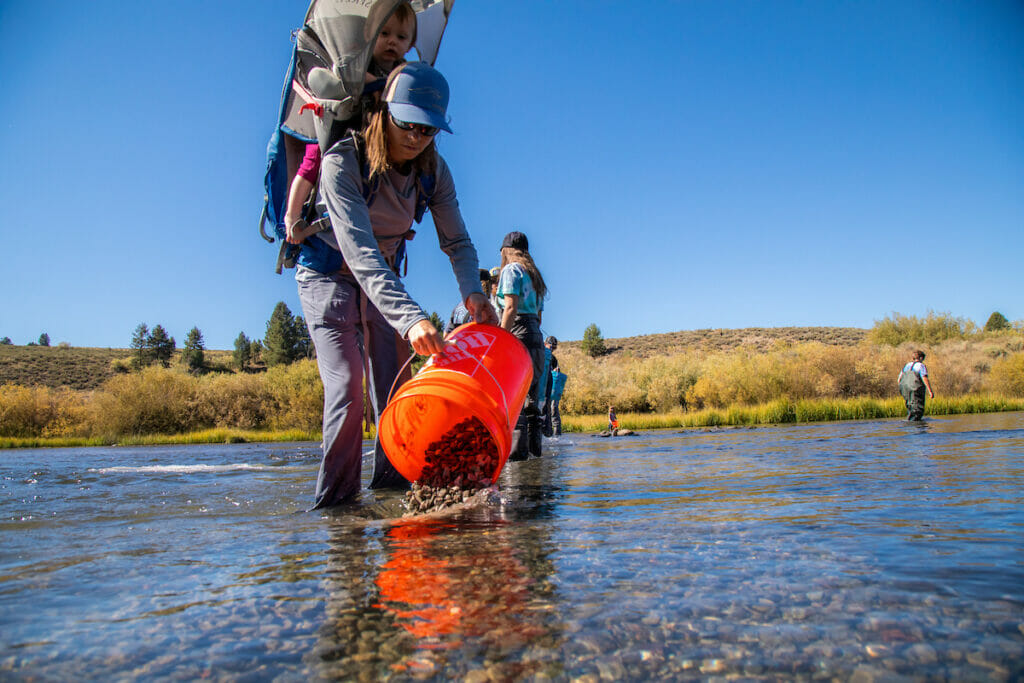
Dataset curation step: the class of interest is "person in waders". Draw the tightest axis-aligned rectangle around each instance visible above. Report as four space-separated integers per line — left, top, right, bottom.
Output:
496 231 547 460
898 350 934 421
548 366 567 436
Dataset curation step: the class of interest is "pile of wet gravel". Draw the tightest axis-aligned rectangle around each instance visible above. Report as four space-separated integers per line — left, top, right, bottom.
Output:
402 416 499 516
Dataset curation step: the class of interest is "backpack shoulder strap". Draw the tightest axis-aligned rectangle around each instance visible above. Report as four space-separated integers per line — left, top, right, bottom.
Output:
413 170 436 223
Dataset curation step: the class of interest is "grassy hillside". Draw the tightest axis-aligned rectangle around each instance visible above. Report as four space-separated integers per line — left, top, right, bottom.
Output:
0 328 871 390
560 326 866 357
0 345 131 390
0 345 236 390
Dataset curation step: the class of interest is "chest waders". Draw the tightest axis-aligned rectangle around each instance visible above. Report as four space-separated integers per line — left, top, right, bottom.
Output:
899 363 926 420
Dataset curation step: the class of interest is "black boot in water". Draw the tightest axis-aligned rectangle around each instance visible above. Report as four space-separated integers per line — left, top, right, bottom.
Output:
527 414 543 458
509 415 529 461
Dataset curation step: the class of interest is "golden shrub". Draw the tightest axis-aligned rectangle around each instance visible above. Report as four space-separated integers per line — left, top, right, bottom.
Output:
0 384 88 438
88 367 199 438
193 372 273 429
985 353 1024 397
262 360 324 431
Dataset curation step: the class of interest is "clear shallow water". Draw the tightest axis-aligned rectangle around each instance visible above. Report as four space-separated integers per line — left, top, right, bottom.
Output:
2 413 1023 681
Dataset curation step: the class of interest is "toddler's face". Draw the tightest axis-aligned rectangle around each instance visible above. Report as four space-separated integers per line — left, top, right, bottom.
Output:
374 12 416 71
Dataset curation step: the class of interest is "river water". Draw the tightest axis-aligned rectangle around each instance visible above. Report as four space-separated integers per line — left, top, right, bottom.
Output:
2 412 1022 681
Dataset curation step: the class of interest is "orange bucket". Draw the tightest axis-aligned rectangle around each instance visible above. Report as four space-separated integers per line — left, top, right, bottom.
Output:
378 323 532 484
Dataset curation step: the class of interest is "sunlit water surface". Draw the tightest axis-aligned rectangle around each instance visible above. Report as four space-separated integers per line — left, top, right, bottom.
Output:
2 413 1023 681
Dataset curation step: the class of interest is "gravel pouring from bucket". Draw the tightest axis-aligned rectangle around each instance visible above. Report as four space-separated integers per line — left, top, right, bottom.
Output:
378 323 533 485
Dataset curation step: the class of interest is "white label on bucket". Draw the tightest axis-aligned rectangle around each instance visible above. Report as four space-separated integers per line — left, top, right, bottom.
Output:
428 331 496 374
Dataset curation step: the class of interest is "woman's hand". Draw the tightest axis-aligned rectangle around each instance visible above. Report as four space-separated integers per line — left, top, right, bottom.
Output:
285 218 319 245
408 319 445 356
466 292 498 326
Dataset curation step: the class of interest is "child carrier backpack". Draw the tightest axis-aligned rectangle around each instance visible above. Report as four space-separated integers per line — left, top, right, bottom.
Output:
259 0 454 273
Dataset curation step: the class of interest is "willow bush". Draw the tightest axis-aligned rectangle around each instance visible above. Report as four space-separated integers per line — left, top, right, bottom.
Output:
262 359 324 431
0 384 88 438
868 311 976 346
192 371 273 430
87 366 199 438
985 353 1024 397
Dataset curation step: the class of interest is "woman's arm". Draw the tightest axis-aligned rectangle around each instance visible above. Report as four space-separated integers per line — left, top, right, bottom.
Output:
500 294 518 331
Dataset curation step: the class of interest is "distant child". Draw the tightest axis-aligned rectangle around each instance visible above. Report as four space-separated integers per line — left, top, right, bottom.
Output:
285 3 418 244
607 405 618 433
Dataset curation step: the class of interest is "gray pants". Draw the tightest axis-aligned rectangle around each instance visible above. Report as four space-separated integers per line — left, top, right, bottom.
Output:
297 269 407 508
548 399 562 436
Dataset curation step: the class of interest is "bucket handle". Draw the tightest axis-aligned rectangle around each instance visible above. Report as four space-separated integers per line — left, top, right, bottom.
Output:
384 333 511 421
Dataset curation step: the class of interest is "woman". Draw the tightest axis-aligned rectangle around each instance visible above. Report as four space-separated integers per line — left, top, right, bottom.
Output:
496 231 547 460
296 62 497 508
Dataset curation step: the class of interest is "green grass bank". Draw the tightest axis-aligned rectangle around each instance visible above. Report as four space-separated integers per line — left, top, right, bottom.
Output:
4 395 1022 449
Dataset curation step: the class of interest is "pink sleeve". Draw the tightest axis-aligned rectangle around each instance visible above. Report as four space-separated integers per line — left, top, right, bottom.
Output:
295 144 322 183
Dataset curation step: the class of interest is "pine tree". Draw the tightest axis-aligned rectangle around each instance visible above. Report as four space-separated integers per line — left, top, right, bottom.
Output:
131 323 150 369
182 327 205 373
581 323 607 358
233 332 252 371
294 315 313 359
984 311 1011 332
0 337 12 345
148 325 176 368
428 311 444 333
249 339 264 366
264 302 299 367
38 333 50 347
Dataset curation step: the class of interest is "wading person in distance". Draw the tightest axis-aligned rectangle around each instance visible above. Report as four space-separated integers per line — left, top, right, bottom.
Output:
296 62 497 508
548 365 567 437
898 350 934 421
540 336 559 436
496 231 547 460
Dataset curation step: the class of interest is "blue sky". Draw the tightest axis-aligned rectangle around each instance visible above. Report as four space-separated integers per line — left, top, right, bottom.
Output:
1 1 1021 349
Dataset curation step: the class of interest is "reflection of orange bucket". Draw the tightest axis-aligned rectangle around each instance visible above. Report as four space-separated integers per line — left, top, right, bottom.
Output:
379 323 532 484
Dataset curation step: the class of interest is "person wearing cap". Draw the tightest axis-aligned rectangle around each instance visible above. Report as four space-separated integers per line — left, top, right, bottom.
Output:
444 268 492 334
496 231 547 460
296 62 498 508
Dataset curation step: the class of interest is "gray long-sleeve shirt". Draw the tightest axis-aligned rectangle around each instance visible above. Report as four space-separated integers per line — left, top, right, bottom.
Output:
311 138 482 337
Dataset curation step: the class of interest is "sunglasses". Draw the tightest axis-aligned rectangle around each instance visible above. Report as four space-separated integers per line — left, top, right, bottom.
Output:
389 113 439 137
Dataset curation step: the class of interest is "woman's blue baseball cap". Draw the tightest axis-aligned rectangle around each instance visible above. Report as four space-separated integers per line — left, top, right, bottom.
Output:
384 61 452 133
